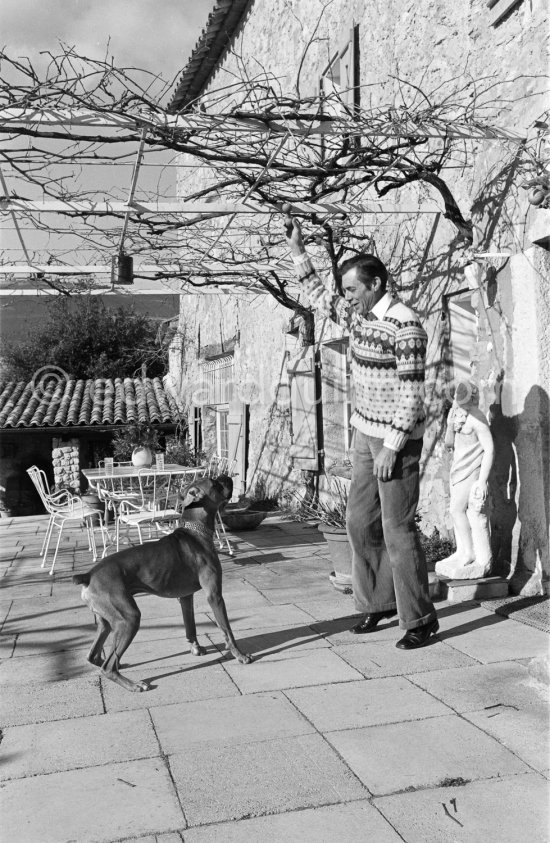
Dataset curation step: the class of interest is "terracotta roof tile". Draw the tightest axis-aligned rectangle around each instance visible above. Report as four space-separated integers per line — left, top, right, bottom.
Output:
0 382 26 426
53 379 75 425
0 377 179 430
168 0 252 113
66 381 84 425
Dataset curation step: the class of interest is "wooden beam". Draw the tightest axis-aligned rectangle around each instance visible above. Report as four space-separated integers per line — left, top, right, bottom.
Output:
0 277 270 296
0 262 285 274
0 198 442 215
0 107 525 142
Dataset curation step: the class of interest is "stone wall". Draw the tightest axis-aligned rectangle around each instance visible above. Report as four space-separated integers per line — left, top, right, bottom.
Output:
52 437 80 492
172 0 549 589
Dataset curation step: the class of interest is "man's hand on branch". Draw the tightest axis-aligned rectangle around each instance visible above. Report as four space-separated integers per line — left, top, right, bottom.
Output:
282 203 305 256
373 446 397 482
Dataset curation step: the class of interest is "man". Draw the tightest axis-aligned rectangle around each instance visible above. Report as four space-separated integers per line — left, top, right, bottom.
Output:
284 208 438 649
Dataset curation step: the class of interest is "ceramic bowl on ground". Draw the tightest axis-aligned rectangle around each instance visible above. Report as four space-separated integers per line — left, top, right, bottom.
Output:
221 509 268 531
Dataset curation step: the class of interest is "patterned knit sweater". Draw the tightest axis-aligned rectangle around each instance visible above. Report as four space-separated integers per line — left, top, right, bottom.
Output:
294 252 427 451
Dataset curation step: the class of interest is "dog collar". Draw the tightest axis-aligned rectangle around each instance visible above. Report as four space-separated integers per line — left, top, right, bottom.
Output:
181 520 214 539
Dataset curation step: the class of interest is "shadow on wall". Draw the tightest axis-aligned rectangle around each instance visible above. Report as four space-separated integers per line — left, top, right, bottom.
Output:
489 384 549 593
512 385 550 593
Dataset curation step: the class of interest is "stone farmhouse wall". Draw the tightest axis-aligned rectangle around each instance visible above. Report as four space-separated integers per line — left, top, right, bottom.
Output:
171 0 549 593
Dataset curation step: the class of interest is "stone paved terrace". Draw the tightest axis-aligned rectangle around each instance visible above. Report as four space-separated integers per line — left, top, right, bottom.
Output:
0 513 548 843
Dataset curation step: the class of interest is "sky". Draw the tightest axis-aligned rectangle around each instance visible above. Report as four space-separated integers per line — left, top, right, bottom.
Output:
1 0 209 80
0 0 214 337
0 1 213 253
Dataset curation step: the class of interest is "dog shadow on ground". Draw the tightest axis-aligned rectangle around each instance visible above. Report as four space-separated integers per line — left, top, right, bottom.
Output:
125 622 339 685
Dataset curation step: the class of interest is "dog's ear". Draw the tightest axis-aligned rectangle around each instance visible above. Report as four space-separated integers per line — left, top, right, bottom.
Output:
179 483 203 509
215 474 233 500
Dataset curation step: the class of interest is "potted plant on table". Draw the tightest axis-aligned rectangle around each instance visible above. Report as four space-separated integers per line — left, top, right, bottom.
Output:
112 422 160 468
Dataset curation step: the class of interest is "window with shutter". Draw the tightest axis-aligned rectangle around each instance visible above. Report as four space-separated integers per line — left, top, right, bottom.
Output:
320 339 354 465
487 0 523 26
216 407 229 460
320 24 359 116
288 349 319 470
202 355 234 405
444 291 477 387
319 25 360 166
195 355 235 462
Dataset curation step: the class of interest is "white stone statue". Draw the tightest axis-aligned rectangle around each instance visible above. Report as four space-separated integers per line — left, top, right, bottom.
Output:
435 381 495 580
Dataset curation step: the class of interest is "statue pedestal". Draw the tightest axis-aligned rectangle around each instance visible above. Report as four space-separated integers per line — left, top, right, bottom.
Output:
435 557 491 580
436 575 509 603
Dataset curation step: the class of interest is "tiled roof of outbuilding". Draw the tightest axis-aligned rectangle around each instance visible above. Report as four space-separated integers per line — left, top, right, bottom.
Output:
0 377 180 430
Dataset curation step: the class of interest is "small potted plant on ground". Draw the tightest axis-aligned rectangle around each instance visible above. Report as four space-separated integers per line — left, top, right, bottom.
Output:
292 475 352 593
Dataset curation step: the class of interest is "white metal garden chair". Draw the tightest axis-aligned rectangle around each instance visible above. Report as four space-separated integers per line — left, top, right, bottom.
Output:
94 460 141 526
114 468 181 550
27 466 105 575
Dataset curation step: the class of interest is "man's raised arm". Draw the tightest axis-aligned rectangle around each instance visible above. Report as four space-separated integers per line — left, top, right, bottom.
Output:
283 205 349 325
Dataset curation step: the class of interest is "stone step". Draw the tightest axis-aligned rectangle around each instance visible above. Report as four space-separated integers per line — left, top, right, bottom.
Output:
436 575 509 603
428 571 441 599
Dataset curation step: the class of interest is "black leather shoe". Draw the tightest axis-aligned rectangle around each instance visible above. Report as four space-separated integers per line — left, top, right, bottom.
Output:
351 611 397 634
395 618 439 649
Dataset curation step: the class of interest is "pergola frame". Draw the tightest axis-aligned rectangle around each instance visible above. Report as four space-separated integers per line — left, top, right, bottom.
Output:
0 66 534 303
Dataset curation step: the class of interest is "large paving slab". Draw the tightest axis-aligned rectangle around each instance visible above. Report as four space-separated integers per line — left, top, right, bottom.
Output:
436 602 507 633
0 633 16 657
333 638 479 678
223 647 363 693
0 675 104 726
192 582 273 613
0 757 184 843
135 594 187 619
0 579 52 598
151 692 314 754
374 772 548 843
207 621 330 659
286 676 451 732
118 835 183 843
295 595 357 620
464 700 550 773
205 603 316 631
253 581 341 604
169 732 367 826
441 615 550 662
326 714 530 795
119 636 224 671
0 646 92 683
1 592 85 619
0 709 159 781
408 660 548 712
183 800 402 842
126 611 215 642
310 613 401 644
3 604 90 632
10 619 98 657
101 661 240 712
258 546 329 562
0 598 12 627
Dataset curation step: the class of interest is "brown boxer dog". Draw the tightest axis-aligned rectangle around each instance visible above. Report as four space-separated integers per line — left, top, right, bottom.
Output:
73 475 251 691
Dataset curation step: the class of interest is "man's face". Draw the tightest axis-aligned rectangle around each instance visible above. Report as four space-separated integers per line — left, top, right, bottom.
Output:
341 266 382 317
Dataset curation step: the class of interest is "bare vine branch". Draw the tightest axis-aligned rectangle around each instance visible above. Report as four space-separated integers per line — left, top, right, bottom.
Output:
0 44 539 307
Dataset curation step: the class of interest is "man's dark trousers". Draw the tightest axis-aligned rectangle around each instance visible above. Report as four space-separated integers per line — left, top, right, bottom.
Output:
346 432 436 631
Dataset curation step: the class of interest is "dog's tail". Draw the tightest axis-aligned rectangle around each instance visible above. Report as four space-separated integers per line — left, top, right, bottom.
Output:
72 573 91 586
